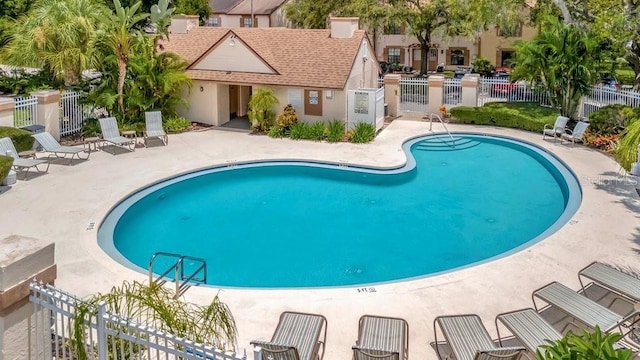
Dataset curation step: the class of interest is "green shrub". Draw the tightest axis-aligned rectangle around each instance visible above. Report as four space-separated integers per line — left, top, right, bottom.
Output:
350 122 376 143
472 57 495 77
164 116 191 133
0 155 13 184
450 102 559 133
325 120 345 143
248 88 279 132
615 68 635 86
536 326 632 360
587 104 640 135
120 122 145 136
306 122 325 141
289 122 306 140
267 125 284 138
615 120 640 171
81 118 102 138
0 126 33 152
275 104 299 131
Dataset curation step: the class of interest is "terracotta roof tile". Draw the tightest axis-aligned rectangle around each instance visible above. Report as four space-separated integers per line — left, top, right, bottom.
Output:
161 27 367 89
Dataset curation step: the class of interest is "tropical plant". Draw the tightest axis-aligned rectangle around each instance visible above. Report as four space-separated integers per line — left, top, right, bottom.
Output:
275 104 299 131
306 122 325 141
71 281 237 360
325 119 346 143
81 118 102 138
289 122 307 140
0 154 13 184
351 122 376 143
615 120 640 172
267 125 285 138
472 57 495 77
0 68 63 95
149 0 174 51
0 0 108 85
536 326 632 360
588 105 640 135
164 116 191 133
248 88 279 133
511 17 598 120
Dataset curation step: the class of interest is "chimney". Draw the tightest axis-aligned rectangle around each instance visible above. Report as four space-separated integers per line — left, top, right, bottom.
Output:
329 17 359 38
170 15 200 34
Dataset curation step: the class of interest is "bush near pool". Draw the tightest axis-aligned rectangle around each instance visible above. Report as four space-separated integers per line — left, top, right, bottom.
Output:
0 126 34 152
0 155 14 184
450 102 560 133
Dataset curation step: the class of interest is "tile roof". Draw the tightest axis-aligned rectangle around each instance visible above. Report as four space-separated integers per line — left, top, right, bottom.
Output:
227 0 288 15
209 0 241 14
161 27 368 89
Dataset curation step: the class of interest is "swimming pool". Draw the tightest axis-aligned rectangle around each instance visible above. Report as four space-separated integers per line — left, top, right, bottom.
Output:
98 134 581 288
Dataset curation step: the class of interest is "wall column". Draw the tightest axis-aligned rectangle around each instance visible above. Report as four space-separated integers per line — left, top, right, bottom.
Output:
383 74 401 118
427 75 444 115
0 98 15 128
0 235 56 360
32 90 61 140
461 74 480 107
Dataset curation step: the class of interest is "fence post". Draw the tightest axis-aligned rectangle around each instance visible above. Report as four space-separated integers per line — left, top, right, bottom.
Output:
0 97 14 128
461 74 480 107
0 235 56 360
383 74 401 117
31 90 61 140
97 302 108 360
427 75 444 115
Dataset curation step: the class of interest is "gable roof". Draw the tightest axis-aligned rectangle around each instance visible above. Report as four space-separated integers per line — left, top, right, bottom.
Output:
209 0 241 14
161 27 369 89
227 0 288 15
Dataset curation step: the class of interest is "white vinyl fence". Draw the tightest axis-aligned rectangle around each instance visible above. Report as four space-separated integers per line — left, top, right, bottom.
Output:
59 91 90 136
443 79 462 105
399 76 429 112
29 282 247 360
478 77 549 106
13 96 38 128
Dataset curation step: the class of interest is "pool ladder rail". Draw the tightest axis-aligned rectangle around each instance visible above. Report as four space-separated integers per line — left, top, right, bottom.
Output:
428 113 456 147
149 252 207 298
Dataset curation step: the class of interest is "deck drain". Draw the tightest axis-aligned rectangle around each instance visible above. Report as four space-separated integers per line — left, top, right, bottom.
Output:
86 222 95 230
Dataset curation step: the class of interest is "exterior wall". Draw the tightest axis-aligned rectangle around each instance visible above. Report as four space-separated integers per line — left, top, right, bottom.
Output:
180 80 229 126
271 86 347 123
346 38 379 90
270 1 291 27
219 14 270 27
478 25 537 67
192 35 273 73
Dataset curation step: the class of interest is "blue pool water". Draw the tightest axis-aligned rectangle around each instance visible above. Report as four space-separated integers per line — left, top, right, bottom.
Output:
98 134 581 288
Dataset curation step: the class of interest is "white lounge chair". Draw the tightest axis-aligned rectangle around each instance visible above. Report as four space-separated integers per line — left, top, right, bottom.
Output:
98 117 135 153
0 137 50 179
33 132 89 164
579 261 640 305
144 111 168 146
352 315 409 360
542 116 569 140
561 121 589 144
495 308 563 357
434 314 525 360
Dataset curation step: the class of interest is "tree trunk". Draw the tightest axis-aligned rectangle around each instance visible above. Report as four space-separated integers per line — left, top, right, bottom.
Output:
553 0 574 24
117 55 127 112
625 43 640 90
418 34 431 75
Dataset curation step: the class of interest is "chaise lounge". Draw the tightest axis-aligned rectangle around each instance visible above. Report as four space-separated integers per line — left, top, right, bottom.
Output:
352 315 409 360
0 137 50 180
98 117 136 153
33 132 90 164
251 311 327 360
144 111 168 146
542 116 569 140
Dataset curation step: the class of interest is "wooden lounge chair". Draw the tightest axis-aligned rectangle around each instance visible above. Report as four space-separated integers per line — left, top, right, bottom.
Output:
495 308 563 357
434 314 525 360
0 137 49 179
144 111 168 146
98 117 135 153
578 261 640 305
33 132 90 164
251 311 327 360
352 315 408 360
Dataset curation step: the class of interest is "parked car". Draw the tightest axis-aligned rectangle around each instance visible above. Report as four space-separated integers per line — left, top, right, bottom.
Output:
597 73 620 90
490 71 519 96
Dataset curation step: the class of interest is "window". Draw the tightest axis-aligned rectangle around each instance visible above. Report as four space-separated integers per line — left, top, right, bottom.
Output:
241 16 253 27
500 51 515 67
387 48 401 65
207 16 219 27
450 49 465 66
497 24 522 37
384 24 402 35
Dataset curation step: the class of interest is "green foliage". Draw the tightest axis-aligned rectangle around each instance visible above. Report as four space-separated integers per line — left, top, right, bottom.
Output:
588 104 640 135
0 68 63 95
72 281 237 360
615 69 636 86
472 57 495 77
81 118 102 138
164 116 190 133
172 0 211 25
289 122 306 140
0 126 33 152
0 155 13 184
615 120 640 171
536 326 632 360
267 125 285 138
325 119 346 143
350 122 376 143
305 122 324 141
450 102 560 132
248 88 279 133
511 17 598 119
275 104 299 131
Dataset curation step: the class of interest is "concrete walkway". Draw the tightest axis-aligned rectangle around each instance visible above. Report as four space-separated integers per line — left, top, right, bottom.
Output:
0 118 638 359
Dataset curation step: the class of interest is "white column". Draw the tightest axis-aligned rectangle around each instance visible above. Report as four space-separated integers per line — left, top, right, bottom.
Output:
0 98 14 128
32 90 61 140
461 74 480 107
427 75 445 115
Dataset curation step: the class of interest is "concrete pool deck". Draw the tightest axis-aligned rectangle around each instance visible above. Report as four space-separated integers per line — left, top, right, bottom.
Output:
0 118 639 359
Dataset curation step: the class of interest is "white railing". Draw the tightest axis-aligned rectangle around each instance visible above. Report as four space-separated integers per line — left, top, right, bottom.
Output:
443 79 462 105
60 91 89 136
478 77 549 106
13 96 38 128
399 76 429 112
29 282 247 360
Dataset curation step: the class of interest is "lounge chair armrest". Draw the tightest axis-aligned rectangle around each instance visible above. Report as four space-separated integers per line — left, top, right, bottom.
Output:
543 124 554 130
251 341 299 358
352 346 398 359
476 346 526 360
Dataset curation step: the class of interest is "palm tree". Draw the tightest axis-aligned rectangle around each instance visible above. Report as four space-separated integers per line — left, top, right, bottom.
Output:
511 17 597 119
1 0 108 85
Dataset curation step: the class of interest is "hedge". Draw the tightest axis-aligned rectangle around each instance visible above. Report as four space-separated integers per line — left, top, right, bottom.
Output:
0 126 34 152
0 155 13 184
450 102 560 133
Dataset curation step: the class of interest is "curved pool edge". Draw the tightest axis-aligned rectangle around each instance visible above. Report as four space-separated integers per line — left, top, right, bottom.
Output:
97 131 583 290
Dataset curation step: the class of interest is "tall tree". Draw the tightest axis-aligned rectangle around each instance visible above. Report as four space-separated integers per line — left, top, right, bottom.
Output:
0 0 108 84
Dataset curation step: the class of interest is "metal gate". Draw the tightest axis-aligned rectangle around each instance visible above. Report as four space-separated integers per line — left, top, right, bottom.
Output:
399 77 428 112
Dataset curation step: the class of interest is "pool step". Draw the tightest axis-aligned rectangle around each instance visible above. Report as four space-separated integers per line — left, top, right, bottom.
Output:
414 137 481 151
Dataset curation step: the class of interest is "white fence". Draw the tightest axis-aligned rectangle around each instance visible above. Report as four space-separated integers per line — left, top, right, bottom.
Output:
60 91 89 136
443 79 462 105
13 96 38 128
29 282 247 360
399 77 429 112
478 77 549 106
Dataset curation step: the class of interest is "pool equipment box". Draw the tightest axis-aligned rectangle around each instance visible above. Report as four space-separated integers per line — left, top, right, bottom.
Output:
347 88 385 131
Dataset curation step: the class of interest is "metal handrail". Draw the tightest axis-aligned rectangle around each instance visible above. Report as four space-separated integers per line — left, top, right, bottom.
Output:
428 113 456 147
149 252 207 298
